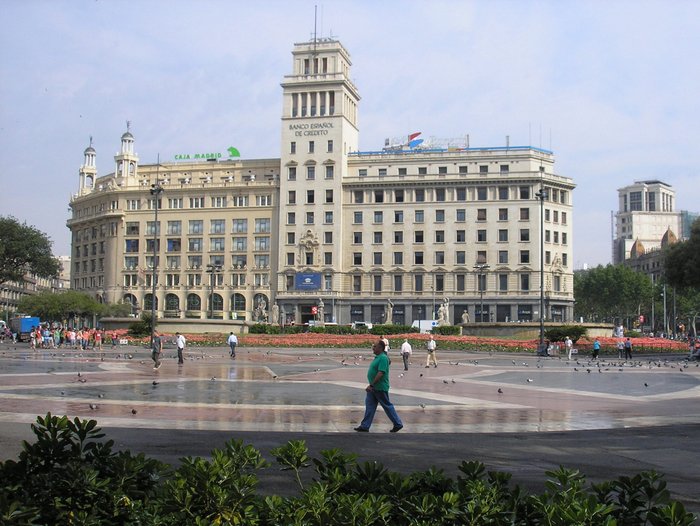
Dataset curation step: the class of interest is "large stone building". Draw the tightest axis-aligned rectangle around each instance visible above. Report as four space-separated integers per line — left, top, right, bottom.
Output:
67 37 576 328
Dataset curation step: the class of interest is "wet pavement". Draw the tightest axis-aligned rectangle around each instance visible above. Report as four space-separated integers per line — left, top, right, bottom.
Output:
0 341 698 514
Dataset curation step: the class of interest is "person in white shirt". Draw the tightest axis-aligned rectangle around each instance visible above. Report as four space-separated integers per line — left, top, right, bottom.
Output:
400 338 412 371
175 332 186 365
227 332 238 358
565 336 573 360
425 335 438 368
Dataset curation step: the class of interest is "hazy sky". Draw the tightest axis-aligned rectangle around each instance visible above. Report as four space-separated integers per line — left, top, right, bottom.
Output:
1 0 698 268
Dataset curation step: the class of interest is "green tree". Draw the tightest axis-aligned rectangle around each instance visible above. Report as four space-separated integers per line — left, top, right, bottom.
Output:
17 291 103 323
0 216 60 285
574 264 653 325
665 218 700 289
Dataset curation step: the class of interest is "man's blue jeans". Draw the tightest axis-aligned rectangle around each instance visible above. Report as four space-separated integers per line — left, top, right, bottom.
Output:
359 389 403 430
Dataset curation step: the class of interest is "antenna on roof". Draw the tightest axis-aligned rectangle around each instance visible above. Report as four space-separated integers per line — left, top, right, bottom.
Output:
313 5 318 52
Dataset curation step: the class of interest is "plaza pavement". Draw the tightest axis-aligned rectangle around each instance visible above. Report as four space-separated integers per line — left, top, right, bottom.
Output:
0 340 698 514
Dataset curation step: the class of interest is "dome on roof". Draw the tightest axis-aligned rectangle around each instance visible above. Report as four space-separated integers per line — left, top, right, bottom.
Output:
630 239 645 258
661 228 678 247
84 145 95 154
121 131 134 140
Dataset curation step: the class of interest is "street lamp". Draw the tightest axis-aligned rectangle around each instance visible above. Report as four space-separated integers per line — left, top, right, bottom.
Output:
473 263 490 322
535 181 548 352
206 264 222 319
149 183 163 348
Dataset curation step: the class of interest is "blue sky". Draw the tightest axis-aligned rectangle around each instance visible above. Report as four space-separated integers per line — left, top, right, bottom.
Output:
1 0 698 267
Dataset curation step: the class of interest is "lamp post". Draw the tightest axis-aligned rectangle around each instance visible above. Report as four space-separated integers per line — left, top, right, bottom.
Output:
535 182 548 352
473 263 490 322
149 183 164 348
206 264 222 319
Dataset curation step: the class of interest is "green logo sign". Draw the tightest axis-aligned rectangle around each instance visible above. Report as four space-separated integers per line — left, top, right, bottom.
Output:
174 147 241 161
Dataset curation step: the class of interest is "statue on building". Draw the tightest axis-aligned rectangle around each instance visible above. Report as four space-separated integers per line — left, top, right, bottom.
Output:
317 299 325 325
461 309 470 324
385 299 394 324
297 229 320 265
254 297 268 322
437 298 450 326
271 303 280 325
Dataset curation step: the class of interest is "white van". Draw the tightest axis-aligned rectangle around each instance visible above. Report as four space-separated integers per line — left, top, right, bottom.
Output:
411 320 438 334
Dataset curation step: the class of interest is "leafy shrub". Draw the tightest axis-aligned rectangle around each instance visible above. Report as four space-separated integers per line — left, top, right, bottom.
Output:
432 325 462 336
370 324 417 336
545 325 588 343
128 312 153 337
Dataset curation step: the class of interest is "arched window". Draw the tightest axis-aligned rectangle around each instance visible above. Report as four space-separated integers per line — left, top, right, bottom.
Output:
231 293 246 311
165 294 179 311
212 293 224 311
144 294 158 310
186 293 201 311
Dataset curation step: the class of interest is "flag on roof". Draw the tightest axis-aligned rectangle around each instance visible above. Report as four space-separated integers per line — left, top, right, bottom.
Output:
408 132 422 141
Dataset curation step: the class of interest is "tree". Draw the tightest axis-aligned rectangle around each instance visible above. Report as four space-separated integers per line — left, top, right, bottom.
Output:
0 216 61 285
665 217 700 289
574 264 653 325
17 290 103 323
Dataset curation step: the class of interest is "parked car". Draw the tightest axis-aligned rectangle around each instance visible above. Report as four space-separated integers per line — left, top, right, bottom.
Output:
351 321 373 331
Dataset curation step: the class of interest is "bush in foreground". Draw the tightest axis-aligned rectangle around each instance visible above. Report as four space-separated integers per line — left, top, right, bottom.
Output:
1 414 696 525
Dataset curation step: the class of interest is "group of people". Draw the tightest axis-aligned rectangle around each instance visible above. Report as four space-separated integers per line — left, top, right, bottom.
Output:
29 326 105 351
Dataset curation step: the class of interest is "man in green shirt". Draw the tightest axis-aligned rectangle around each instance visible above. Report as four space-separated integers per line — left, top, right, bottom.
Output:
354 339 403 433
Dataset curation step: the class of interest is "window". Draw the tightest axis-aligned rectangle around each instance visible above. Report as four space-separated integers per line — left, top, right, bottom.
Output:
498 187 509 200
306 166 315 180
232 237 247 251
373 275 382 292
499 274 508 291
545 230 551 242
415 210 424 223
353 253 362 265
394 211 404 223
553 210 559 223
415 231 424 243
520 250 530 264
545 209 550 221
562 232 568 245
438 166 447 175
499 208 508 221
288 190 296 204
210 238 225 251
324 211 333 224
378 168 387 177
477 209 487 221
477 187 487 200
126 199 140 210
435 230 445 243
373 211 383 223
254 255 270 268
456 209 466 222
255 218 271 233
415 189 425 202
232 195 248 207
477 230 487 242
500 164 509 174
126 222 139 235
435 188 446 201
394 231 404 243
190 197 205 208
146 221 160 235
256 195 272 206
358 168 367 177
306 212 314 224
353 275 361 292
166 239 181 252
167 221 181 235
553 275 561 292
456 230 466 243
398 167 407 176
308 140 315 153
435 210 445 222
435 251 445 264
414 251 424 265
288 167 297 181
498 250 508 264
327 139 333 152
307 190 315 204
210 219 225 234
211 196 226 208
520 229 530 242
286 252 294 265
373 252 382 265
458 165 468 174
554 231 559 243
188 255 202 269
418 167 427 175
520 208 530 221
287 232 295 245
232 254 247 267
479 165 488 175
290 141 296 154
415 274 424 292
287 212 296 225
353 232 362 244
354 190 364 203
325 165 334 179
124 256 138 269
373 232 383 244
325 189 333 203
498 229 508 242
456 250 466 264
125 239 139 253
520 274 530 291
168 197 183 209
562 253 568 266
254 236 270 251
519 186 530 199
353 212 363 224
395 189 404 202
477 250 487 264
166 256 180 270
375 190 384 203
324 252 333 265
561 212 567 225
393 252 403 265
394 275 403 292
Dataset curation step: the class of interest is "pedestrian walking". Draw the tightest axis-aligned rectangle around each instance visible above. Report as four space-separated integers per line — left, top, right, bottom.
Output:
227 332 238 358
425 335 438 368
400 338 412 371
592 338 600 360
564 336 573 360
151 330 163 370
175 332 186 365
623 337 633 360
616 339 624 359
354 338 403 433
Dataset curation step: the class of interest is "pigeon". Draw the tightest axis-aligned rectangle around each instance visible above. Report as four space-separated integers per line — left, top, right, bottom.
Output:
420 373 423 377
60 391 65 396
89 403 98 410
527 378 533 383
398 373 404 378
512 360 516 365
443 379 449 384
210 377 216 381
98 394 104 398
574 367 579 371
644 383 649 387
451 379 456 383
497 388 503 394
152 380 159 386
77 372 82 377
78 378 87 383
131 408 138 415
419 403 426 409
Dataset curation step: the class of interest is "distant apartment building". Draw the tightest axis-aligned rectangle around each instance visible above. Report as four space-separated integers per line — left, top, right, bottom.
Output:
67 37 576 327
